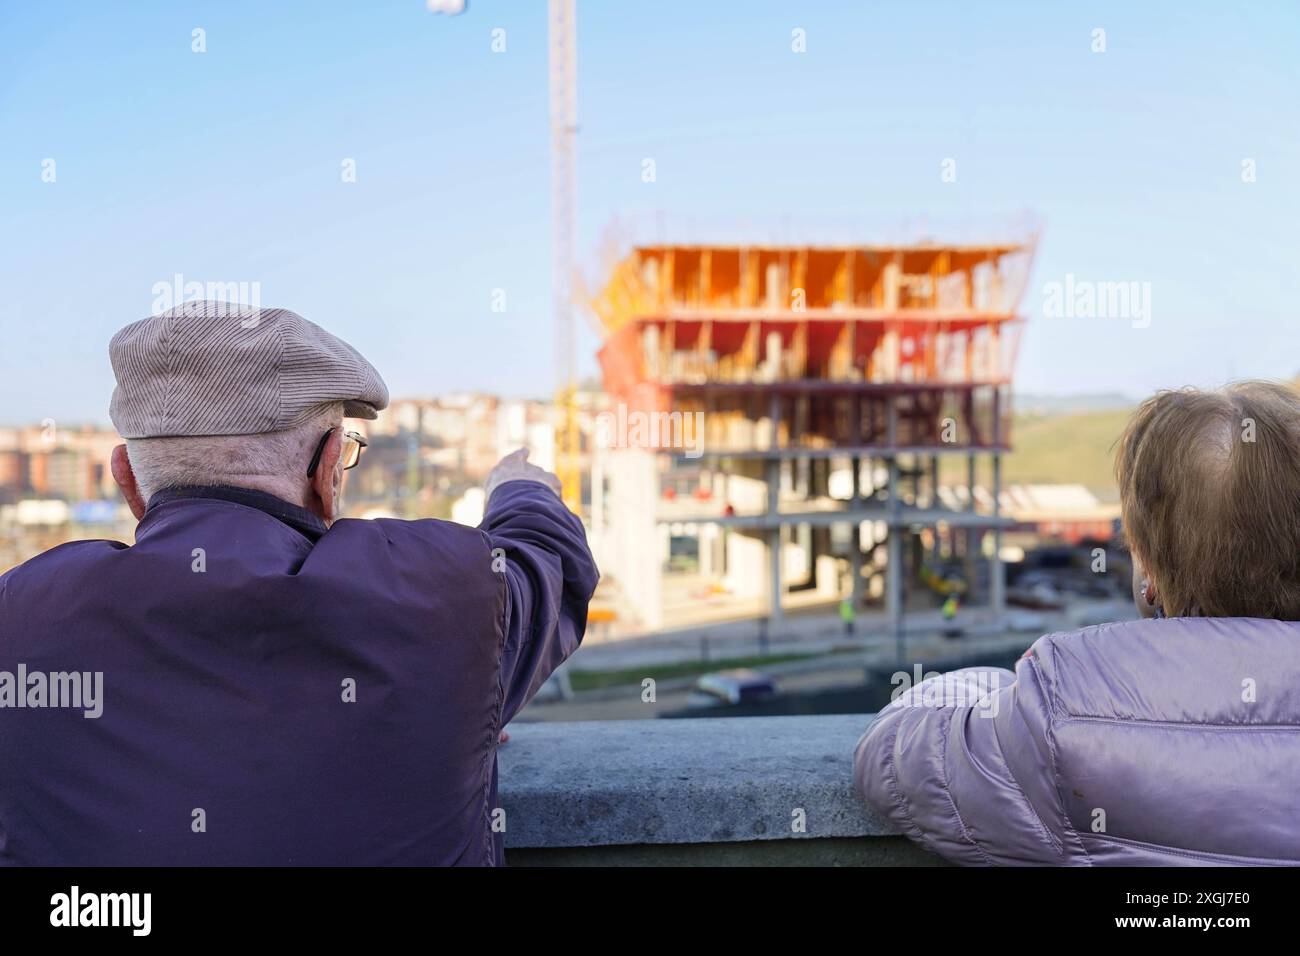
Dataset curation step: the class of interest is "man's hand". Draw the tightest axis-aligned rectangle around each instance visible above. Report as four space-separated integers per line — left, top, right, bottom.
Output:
484 448 561 500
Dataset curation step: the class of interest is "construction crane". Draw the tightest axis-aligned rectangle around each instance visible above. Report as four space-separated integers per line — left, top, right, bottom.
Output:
548 0 581 513
431 0 582 513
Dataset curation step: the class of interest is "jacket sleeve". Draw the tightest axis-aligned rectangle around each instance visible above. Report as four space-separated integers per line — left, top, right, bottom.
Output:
479 479 600 725
852 657 1077 865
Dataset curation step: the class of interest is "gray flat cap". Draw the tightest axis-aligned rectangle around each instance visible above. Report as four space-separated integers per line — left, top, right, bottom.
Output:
109 300 389 438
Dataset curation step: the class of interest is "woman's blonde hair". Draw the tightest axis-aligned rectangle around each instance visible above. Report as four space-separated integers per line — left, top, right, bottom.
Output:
1115 380 1300 619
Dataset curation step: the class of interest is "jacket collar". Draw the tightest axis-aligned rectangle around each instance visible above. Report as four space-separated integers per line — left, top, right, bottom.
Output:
145 485 328 541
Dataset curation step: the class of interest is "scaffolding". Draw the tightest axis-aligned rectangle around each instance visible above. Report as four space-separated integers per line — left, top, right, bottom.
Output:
591 239 1036 653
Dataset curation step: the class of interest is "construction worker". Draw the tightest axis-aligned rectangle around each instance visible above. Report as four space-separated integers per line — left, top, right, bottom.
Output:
940 592 963 639
840 595 856 635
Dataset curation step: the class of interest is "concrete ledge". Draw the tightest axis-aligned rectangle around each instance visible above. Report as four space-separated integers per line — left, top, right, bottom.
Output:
499 714 943 864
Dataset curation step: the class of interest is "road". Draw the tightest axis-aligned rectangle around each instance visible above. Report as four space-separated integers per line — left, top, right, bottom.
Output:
517 597 1137 723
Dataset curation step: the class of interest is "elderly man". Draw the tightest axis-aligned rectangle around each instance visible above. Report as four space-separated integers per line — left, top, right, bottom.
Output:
0 301 599 866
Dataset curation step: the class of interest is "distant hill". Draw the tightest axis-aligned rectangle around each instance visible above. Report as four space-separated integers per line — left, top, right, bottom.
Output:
1002 408 1134 499
938 407 1131 500
963 377 1299 499
1015 393 1136 416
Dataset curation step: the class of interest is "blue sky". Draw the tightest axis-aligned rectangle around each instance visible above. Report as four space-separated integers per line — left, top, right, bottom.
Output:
2 0 1298 426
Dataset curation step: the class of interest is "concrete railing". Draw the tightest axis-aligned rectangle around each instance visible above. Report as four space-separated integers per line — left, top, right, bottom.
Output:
499 714 945 865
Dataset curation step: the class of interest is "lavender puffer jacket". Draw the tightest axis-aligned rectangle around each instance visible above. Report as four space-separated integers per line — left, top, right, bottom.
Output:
853 617 1300 865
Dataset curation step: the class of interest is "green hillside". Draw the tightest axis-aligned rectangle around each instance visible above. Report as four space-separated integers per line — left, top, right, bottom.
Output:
938 408 1133 499
951 378 1300 499
1002 408 1133 499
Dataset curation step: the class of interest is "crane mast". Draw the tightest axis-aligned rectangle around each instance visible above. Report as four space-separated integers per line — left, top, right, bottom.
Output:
549 0 580 512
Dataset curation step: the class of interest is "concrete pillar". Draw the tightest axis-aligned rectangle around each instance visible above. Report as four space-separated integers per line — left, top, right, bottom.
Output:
886 456 904 659
768 527 783 623
992 385 1004 447
767 392 783 623
991 452 1005 617
605 448 663 632
725 532 766 599
849 454 862 606
964 452 977 603
928 454 941 560
591 436 605 551
767 468 782 624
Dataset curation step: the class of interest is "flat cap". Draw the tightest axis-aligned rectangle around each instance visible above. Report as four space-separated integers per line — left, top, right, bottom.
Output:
109 300 389 438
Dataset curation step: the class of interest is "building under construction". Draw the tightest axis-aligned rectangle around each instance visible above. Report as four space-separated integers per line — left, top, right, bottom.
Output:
588 239 1036 648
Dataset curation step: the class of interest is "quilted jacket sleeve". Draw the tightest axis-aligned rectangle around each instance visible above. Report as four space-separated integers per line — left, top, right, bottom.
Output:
852 658 1080 865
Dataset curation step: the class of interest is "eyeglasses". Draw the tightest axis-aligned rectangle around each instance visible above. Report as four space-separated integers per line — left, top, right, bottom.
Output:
306 428 368 478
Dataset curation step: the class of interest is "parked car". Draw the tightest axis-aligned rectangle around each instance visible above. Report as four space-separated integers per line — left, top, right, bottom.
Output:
1007 569 1067 610
687 669 778 708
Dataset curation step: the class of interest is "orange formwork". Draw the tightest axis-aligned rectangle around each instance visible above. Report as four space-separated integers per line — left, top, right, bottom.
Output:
593 241 1033 453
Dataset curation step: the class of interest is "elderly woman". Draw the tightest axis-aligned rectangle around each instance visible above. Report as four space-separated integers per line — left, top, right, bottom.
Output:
853 380 1300 865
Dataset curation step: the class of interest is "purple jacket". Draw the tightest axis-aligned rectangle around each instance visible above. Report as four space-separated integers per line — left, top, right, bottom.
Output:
854 616 1300 865
0 480 598 865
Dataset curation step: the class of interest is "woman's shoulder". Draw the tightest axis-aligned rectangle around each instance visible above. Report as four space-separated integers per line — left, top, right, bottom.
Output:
1024 616 1300 725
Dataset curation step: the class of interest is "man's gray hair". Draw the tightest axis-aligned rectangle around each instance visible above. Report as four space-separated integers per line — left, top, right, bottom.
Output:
126 402 345 505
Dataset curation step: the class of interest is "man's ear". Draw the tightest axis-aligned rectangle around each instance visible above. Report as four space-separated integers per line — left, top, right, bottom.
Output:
308 429 343 524
110 444 147 520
